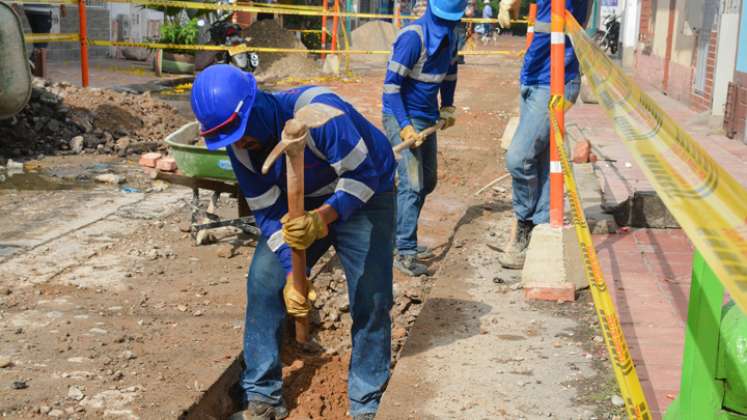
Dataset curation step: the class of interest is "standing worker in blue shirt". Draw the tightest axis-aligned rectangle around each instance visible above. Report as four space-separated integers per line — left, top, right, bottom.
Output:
190 65 397 420
481 0 494 43
382 0 467 277
496 0 590 269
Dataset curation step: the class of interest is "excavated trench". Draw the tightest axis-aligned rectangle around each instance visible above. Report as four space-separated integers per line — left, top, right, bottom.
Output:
179 246 442 420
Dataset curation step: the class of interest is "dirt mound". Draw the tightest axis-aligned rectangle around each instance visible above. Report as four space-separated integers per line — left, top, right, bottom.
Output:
0 79 188 161
351 21 398 52
256 54 321 83
243 19 307 69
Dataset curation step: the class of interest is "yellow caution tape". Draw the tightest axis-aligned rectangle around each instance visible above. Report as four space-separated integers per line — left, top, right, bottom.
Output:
8 0 77 4
24 33 79 43
287 29 325 33
549 95 651 419
11 0 525 24
252 2 322 10
90 39 521 57
89 39 227 51
566 14 747 313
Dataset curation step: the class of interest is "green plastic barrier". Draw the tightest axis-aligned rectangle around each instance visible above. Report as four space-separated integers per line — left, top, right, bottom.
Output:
665 251 747 419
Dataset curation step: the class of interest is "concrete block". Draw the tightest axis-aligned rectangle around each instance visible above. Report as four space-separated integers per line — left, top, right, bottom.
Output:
521 224 586 302
156 156 177 172
500 116 519 150
139 152 162 168
322 54 340 76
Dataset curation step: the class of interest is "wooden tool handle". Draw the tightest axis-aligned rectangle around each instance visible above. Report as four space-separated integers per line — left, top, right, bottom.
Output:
392 120 446 154
282 120 311 344
285 151 310 343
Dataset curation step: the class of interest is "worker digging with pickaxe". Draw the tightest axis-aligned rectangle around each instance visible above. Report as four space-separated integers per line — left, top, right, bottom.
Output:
190 65 396 420
382 0 467 277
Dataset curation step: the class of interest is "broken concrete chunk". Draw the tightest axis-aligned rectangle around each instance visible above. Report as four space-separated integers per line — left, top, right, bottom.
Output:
94 174 125 185
67 385 85 401
0 356 12 368
69 136 84 154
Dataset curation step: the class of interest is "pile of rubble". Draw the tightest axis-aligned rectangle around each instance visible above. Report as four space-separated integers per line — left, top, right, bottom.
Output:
0 79 188 162
309 255 428 358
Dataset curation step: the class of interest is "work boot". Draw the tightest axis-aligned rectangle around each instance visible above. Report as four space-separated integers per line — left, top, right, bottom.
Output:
498 220 535 270
392 245 434 259
394 254 429 276
228 400 289 420
352 413 376 420
415 245 434 259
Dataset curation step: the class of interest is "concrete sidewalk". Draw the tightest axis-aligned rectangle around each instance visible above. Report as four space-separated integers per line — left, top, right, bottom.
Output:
568 83 747 418
47 57 185 89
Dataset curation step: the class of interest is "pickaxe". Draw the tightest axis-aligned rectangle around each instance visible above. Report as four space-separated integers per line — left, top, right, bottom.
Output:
392 120 445 159
261 103 343 343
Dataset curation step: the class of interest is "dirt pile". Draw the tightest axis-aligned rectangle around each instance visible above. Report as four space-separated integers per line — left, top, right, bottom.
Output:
0 79 188 162
242 19 314 71
351 21 398 52
350 21 397 65
255 54 322 83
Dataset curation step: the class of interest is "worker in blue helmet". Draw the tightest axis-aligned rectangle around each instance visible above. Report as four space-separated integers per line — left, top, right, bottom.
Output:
382 0 467 276
191 64 396 420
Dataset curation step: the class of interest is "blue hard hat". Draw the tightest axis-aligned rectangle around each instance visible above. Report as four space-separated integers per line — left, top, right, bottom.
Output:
190 64 257 150
430 0 468 21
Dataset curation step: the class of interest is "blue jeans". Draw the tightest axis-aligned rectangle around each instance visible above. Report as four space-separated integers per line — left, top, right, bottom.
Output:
382 114 438 255
505 78 580 225
241 192 395 416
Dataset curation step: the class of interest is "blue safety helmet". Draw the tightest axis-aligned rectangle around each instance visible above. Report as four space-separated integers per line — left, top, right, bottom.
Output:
190 64 257 150
430 0 467 21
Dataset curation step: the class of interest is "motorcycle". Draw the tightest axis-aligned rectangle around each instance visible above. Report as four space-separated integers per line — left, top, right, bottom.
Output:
594 12 620 56
195 5 259 73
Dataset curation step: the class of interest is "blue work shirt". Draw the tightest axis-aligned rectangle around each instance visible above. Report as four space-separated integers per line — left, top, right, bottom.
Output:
227 87 396 274
382 11 459 128
520 0 589 86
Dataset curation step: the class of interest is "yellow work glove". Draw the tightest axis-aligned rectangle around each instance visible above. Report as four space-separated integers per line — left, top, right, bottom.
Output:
439 106 456 130
283 274 317 318
281 210 328 250
498 0 514 29
400 124 425 148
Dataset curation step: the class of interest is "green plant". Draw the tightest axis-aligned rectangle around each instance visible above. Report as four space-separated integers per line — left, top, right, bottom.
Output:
160 18 200 54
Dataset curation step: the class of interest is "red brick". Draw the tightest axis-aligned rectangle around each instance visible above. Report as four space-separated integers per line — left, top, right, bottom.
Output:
139 152 162 168
523 282 575 302
156 156 177 172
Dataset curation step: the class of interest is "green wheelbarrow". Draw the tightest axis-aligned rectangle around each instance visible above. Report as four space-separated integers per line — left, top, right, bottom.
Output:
164 121 237 181
162 121 258 240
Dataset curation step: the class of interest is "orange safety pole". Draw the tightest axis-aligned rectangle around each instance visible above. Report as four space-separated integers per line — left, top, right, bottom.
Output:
525 3 536 49
331 0 339 53
394 1 401 29
321 0 328 58
549 0 564 227
78 0 89 87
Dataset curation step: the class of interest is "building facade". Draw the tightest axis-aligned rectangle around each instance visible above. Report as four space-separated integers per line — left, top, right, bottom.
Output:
625 0 744 144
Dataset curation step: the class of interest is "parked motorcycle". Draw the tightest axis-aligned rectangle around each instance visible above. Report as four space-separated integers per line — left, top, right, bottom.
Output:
194 6 259 73
594 12 620 56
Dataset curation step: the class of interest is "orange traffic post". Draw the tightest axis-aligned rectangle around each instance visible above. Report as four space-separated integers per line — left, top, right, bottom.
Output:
330 0 339 53
549 0 564 227
394 1 401 29
321 0 328 59
525 3 536 49
77 0 89 87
